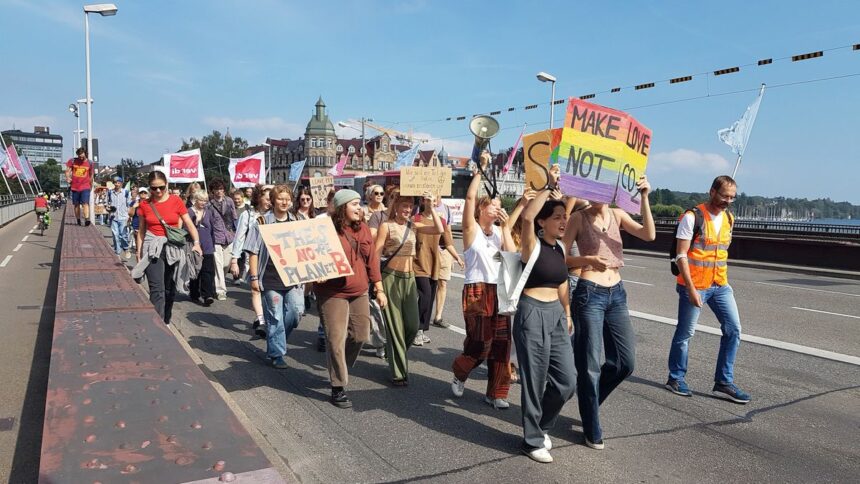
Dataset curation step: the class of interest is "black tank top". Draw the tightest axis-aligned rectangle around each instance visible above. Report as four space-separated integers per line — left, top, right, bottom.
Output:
524 239 568 289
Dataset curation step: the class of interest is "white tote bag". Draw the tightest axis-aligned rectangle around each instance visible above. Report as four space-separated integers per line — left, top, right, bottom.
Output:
497 245 540 316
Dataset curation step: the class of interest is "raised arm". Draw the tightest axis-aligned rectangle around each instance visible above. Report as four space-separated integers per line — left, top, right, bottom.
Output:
520 188 552 262
617 176 655 242
416 195 444 235
462 151 489 250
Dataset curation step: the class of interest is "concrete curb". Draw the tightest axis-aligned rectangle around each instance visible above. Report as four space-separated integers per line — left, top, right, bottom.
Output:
625 248 860 281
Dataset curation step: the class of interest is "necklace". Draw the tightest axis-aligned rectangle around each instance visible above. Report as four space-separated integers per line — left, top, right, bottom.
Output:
481 226 495 248
592 211 610 233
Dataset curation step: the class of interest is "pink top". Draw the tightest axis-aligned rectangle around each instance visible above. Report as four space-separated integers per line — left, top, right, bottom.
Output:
575 210 625 270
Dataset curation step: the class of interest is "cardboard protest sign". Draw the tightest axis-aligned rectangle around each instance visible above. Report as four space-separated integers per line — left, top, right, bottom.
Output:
229 152 266 188
258 217 354 286
309 176 334 208
165 149 204 183
554 98 651 213
523 129 562 191
400 166 452 197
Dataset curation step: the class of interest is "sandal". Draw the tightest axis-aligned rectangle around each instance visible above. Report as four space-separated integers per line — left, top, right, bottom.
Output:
392 379 409 387
510 363 519 384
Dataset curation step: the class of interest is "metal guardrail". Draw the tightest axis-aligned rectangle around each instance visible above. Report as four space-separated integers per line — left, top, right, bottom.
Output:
0 198 36 227
0 194 33 206
39 207 284 483
651 218 860 241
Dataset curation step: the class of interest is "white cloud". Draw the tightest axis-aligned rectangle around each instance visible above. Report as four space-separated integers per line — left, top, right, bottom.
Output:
650 149 730 172
0 115 57 131
201 116 304 139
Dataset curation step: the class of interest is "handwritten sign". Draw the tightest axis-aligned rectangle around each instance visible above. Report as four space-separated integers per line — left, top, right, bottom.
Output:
309 176 334 208
258 217 354 286
523 128 562 191
553 98 651 213
400 166 452 197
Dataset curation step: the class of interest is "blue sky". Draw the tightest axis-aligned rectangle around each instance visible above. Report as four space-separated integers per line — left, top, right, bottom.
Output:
2 0 859 202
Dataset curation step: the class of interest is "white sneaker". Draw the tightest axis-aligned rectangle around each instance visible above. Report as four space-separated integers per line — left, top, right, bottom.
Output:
421 332 431 344
483 396 510 409
217 293 227 301
544 434 552 451
522 446 553 463
375 347 386 359
412 330 424 346
451 378 465 398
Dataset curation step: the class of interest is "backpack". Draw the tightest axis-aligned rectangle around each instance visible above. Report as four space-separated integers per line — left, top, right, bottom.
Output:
669 206 733 275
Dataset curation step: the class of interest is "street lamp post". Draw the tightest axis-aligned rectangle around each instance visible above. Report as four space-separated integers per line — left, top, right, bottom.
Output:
84 3 117 225
262 141 272 183
337 118 372 170
536 71 557 129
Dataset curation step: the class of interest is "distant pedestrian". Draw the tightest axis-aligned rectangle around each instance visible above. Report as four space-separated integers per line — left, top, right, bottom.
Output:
188 190 227 306
563 174 655 451
108 177 133 259
209 179 237 301
666 175 750 404
316 190 385 407
65 147 93 226
133 171 203 325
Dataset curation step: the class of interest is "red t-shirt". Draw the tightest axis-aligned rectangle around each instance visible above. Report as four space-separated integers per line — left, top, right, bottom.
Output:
34 197 48 209
66 159 92 192
137 195 188 237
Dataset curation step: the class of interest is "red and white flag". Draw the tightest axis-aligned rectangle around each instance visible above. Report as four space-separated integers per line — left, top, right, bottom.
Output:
228 151 266 188
5 144 23 179
328 154 348 177
164 149 204 183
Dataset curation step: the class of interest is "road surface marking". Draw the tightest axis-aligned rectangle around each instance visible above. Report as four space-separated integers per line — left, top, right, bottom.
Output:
791 307 860 320
751 281 860 298
0 255 12 267
32 225 37 230
623 279 654 286
21 236 29 242
447 325 467 335
625 264 648 269
12 244 22 252
629 309 860 366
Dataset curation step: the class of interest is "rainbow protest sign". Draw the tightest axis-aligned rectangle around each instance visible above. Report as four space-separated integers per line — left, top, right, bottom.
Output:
553 98 651 213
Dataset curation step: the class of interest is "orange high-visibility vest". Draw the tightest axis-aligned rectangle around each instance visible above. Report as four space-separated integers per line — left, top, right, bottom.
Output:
677 203 733 289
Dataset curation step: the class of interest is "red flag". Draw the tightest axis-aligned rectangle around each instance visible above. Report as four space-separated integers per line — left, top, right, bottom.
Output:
165 149 204 183
6 145 23 178
229 152 266 188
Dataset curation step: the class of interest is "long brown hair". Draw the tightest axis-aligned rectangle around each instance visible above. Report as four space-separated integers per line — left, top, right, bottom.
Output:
332 202 362 235
292 186 315 219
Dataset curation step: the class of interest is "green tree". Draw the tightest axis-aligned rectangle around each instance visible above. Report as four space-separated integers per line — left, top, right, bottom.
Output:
34 158 63 193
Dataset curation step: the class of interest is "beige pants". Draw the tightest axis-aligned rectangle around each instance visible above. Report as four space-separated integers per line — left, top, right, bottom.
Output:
319 293 371 388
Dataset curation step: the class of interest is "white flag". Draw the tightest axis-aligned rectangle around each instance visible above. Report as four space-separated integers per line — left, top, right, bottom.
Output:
394 143 422 169
718 84 766 155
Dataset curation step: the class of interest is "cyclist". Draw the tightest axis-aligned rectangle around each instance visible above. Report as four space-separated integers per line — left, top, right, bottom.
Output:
35 192 49 226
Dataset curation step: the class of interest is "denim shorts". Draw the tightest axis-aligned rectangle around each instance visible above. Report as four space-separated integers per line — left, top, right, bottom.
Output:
71 189 91 205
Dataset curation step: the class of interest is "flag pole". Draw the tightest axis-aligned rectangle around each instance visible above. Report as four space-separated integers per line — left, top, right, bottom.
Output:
0 137 28 195
0 165 12 196
731 154 743 179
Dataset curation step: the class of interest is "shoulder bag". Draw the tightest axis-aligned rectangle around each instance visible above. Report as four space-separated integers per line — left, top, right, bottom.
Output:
148 200 188 247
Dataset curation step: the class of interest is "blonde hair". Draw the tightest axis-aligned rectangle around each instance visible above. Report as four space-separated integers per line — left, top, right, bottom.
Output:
192 190 209 203
365 184 384 201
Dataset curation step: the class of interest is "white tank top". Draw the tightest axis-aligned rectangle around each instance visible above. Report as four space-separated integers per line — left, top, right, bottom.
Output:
464 225 502 284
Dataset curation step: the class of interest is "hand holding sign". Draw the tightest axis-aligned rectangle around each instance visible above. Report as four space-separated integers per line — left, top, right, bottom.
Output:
258 217 353 286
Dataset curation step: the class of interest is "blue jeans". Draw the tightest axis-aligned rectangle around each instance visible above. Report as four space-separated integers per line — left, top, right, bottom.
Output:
572 280 636 443
110 218 130 254
668 284 741 385
263 288 300 359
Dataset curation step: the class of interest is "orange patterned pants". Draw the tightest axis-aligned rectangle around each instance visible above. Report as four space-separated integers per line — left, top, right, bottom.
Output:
452 282 512 399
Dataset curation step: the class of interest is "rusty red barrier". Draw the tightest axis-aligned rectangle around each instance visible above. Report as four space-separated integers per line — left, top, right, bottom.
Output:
40 209 284 483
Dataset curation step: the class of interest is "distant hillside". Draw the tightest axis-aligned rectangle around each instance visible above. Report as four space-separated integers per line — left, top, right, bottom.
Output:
649 188 860 219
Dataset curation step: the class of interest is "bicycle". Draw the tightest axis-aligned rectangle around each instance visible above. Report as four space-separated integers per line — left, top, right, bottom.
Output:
36 209 49 236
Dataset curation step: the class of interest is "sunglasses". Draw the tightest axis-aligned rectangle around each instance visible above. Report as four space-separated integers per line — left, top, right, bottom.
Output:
149 185 166 192
372 192 384 196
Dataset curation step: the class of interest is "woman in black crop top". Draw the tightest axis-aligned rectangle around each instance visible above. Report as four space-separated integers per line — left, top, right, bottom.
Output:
513 179 577 464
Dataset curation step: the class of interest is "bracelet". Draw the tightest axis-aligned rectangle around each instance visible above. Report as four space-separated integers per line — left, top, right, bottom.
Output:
193 240 200 245
249 275 259 281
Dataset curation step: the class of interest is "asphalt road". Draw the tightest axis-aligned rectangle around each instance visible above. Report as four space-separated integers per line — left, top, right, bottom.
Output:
161 238 859 483
0 209 59 483
8 222 859 483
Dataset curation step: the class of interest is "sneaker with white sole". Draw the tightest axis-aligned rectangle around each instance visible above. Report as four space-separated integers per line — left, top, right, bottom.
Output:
421 332 431 344
483 396 510 409
375 347 386 359
451 378 465 397
412 330 425 346
544 434 552 451
522 446 553 463
585 438 605 450
712 382 751 404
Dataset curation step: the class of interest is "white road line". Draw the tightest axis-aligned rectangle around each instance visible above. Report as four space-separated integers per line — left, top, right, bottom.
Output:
792 307 860 320
623 279 653 286
32 225 37 230
451 273 464 279
12 244 22 252
751 281 860 298
0 255 12 267
624 264 648 269
21 236 29 242
447 324 466 335
629 309 860 366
